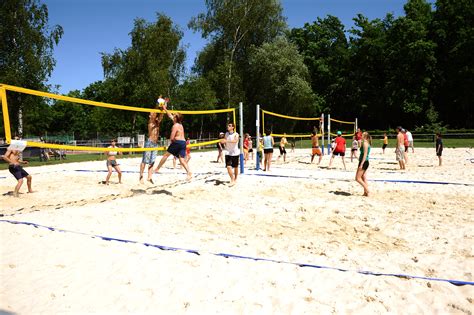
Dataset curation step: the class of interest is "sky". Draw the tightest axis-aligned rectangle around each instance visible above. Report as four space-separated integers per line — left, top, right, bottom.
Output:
43 0 408 94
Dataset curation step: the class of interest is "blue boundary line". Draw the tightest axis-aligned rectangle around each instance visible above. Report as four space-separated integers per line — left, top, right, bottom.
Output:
244 172 474 186
75 169 474 186
1 219 472 287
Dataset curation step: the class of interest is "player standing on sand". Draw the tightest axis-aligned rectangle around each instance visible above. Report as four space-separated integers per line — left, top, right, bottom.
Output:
355 132 372 197
222 123 240 186
395 127 406 170
310 129 322 165
104 139 122 185
328 131 347 170
2 147 34 197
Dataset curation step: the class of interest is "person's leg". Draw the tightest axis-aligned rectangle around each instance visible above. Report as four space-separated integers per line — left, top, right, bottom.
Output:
311 154 315 163
328 155 334 168
226 166 234 183
438 155 442 166
115 165 122 183
232 166 238 184
105 165 113 184
14 178 23 197
178 156 192 180
318 154 323 165
341 156 346 170
26 175 33 193
154 152 171 174
283 152 286 163
362 170 369 196
267 153 273 171
139 162 145 183
264 153 268 171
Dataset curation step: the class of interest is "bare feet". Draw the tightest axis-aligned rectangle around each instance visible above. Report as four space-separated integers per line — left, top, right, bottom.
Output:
186 172 192 182
139 175 144 184
13 191 19 197
147 178 154 185
229 181 236 187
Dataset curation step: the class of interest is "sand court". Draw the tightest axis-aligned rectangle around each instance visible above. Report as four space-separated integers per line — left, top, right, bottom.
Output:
1 147 473 313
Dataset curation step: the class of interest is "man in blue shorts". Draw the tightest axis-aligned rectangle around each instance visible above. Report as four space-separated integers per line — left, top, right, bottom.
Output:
2 147 34 197
152 103 192 181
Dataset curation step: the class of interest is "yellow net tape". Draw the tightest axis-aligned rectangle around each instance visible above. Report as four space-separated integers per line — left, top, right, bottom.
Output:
330 117 355 124
329 132 355 137
271 133 323 138
262 109 321 121
0 84 235 115
22 139 220 153
0 84 233 150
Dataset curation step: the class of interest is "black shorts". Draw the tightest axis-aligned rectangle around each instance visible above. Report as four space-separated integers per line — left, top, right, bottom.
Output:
358 160 369 170
264 148 273 154
167 140 187 158
437 149 443 157
225 155 239 168
106 160 118 167
279 146 286 155
333 151 345 157
248 148 253 153
405 146 409 152
9 164 29 180
382 144 387 149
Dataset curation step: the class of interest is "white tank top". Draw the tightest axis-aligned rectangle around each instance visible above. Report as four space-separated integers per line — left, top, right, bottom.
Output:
225 132 240 156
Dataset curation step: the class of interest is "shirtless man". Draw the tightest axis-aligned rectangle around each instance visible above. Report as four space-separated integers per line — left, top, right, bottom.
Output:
395 126 406 170
153 103 192 181
310 129 322 164
140 102 165 183
2 147 33 197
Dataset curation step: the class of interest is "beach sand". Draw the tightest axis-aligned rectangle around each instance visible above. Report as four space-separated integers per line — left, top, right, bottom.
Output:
1 147 473 314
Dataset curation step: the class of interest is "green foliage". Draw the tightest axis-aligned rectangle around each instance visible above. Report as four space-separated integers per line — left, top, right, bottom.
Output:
0 0 63 136
431 0 474 128
190 0 287 108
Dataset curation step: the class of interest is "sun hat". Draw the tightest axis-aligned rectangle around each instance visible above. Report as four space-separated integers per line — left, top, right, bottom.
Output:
337 131 342 135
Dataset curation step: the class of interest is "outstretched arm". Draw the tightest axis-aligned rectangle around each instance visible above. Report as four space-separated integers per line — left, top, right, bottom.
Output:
162 103 174 120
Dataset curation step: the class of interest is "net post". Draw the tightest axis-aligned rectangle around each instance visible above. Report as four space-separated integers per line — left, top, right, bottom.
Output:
239 102 244 174
321 113 325 155
355 117 358 134
256 104 260 170
327 114 331 155
0 87 12 143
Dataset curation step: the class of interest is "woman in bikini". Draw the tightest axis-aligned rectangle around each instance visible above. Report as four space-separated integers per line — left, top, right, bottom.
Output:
104 139 122 184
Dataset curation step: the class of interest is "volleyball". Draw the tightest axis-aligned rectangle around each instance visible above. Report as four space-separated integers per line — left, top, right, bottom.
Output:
157 97 165 107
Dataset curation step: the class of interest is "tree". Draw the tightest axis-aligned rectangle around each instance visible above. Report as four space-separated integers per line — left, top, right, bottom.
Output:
101 13 186 136
0 0 62 137
431 0 474 128
384 0 436 128
289 16 349 115
248 37 321 133
189 0 287 108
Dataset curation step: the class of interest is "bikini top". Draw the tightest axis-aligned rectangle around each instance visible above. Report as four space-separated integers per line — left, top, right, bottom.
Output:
107 146 117 156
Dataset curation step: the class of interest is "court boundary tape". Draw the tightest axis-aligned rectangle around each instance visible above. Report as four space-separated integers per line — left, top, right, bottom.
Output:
1 219 472 287
243 172 474 186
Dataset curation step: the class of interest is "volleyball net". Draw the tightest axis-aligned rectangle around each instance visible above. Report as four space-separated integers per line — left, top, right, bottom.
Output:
0 84 236 153
261 109 324 138
327 115 356 138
